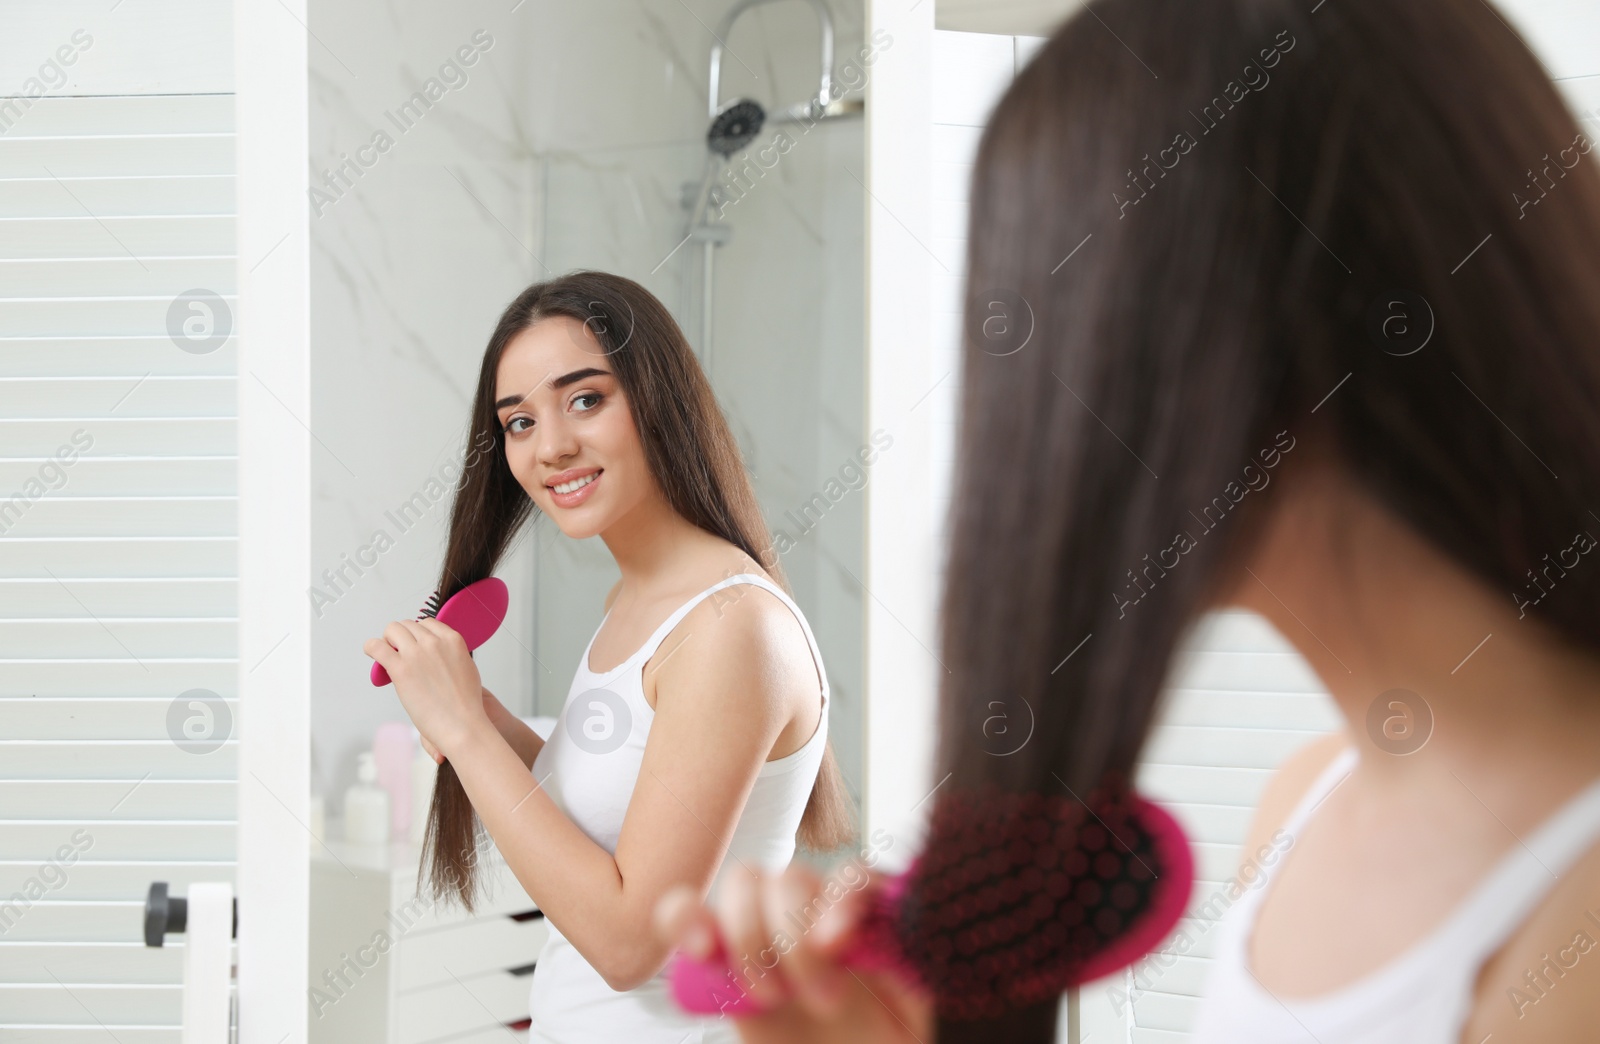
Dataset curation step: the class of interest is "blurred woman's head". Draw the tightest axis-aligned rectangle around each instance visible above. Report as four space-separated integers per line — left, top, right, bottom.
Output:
927 0 1600 1032
941 0 1600 795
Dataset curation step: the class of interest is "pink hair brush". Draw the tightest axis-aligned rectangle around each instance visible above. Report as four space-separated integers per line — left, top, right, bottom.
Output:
669 782 1193 1022
369 576 509 687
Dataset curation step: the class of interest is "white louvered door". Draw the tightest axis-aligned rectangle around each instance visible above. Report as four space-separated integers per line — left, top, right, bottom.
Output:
0 43 237 1044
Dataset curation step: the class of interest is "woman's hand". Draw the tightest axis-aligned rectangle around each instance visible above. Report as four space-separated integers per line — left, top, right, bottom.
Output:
652 863 933 1043
363 618 488 758
417 687 513 765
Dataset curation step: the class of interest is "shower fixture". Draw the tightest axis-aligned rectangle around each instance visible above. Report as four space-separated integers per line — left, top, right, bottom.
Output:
709 0 833 126
707 98 767 156
682 0 863 369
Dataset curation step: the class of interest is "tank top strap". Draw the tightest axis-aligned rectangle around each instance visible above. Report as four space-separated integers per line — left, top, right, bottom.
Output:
1277 744 1360 844
1199 749 1361 1007
630 575 751 664
1431 769 1600 963
1231 745 1356 922
619 573 826 693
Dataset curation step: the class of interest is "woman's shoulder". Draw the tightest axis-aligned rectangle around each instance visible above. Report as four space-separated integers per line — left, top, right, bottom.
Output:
675 545 792 635
1237 732 1352 861
650 562 815 705
669 566 803 666
1468 772 1600 1039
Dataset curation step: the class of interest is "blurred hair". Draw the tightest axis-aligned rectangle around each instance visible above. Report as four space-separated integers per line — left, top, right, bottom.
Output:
926 0 1600 1037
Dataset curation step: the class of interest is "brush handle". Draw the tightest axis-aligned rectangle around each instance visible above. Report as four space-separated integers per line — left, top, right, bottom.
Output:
370 660 398 688
370 576 508 687
668 867 918 1016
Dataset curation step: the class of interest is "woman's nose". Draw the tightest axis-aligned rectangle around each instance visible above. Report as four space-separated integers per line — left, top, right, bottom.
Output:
535 415 580 467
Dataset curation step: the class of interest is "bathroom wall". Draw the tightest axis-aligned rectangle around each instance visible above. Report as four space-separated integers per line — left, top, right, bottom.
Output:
304 0 867 832
305 0 541 809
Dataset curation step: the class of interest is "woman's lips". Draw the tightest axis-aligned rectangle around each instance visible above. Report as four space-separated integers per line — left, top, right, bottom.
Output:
548 469 602 509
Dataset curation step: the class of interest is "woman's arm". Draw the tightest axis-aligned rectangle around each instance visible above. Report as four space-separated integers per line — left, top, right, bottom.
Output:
417 687 545 769
482 686 544 769
440 588 794 992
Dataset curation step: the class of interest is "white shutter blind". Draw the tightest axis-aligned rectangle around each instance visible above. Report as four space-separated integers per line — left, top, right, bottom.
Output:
0 91 236 1042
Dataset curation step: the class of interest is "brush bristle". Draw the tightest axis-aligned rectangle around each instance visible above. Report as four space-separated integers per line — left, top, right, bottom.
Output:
419 590 444 619
891 782 1180 1021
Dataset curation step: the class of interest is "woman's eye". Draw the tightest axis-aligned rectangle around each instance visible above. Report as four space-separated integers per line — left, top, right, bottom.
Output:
574 392 602 412
504 416 531 434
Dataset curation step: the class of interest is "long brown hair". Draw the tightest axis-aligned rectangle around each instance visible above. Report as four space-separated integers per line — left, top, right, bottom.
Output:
419 269 857 911
927 0 1600 1037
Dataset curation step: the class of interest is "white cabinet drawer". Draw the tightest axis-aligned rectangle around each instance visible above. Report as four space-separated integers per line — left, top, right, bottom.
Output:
396 968 531 1044
397 912 548 991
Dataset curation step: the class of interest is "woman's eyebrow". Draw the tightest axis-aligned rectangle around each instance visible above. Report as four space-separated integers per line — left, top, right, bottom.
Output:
494 367 611 411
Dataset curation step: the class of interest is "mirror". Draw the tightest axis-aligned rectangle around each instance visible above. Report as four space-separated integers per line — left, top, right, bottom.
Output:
301 2 867 1040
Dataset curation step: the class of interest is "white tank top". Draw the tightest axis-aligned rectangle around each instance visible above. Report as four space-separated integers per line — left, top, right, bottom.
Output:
1191 745 1600 1042
525 572 831 1044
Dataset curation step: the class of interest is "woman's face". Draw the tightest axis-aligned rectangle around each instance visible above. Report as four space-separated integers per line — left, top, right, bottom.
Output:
494 314 653 540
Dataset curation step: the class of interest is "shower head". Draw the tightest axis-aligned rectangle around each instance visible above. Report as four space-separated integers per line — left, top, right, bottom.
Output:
707 98 766 157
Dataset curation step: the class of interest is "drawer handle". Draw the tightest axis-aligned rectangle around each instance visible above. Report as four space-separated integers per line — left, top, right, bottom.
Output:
509 960 538 977
510 908 545 922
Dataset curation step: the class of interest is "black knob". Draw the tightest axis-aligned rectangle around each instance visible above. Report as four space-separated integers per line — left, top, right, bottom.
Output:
144 881 186 948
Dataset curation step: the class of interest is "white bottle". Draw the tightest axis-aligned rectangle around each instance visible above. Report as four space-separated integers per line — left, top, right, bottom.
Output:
344 750 390 844
410 744 436 847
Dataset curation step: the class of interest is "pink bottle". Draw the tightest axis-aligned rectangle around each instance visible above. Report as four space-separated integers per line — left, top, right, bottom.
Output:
372 721 414 842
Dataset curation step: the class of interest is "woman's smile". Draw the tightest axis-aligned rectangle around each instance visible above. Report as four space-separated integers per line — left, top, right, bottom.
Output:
548 467 603 508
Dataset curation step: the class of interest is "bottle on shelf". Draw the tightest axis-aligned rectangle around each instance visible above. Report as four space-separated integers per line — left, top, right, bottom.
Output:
344 750 390 844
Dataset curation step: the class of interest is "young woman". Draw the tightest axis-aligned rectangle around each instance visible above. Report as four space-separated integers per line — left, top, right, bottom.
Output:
363 270 856 1043
654 0 1600 1040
